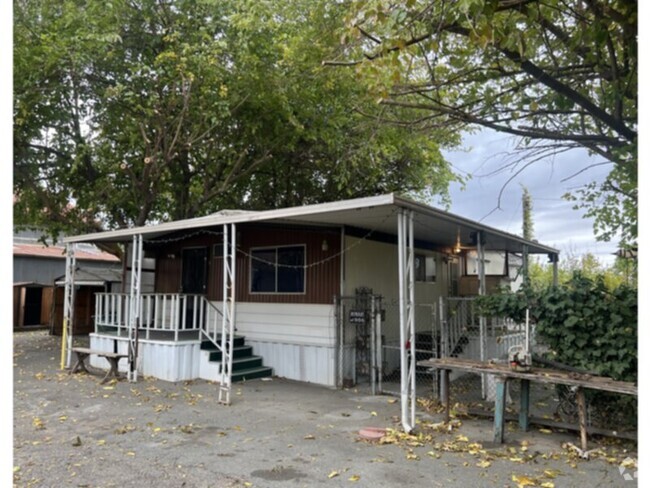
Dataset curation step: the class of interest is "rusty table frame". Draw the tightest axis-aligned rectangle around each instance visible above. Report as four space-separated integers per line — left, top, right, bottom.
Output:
418 357 637 451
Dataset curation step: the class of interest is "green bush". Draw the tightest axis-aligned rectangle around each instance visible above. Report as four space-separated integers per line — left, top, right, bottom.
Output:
477 272 638 428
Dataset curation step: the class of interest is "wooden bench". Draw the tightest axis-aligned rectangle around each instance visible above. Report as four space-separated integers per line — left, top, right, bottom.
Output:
69 347 128 384
418 357 637 454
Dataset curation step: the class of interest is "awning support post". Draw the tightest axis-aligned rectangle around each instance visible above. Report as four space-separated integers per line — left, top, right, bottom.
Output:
477 231 488 398
61 243 76 369
219 223 237 405
398 209 416 433
127 234 143 382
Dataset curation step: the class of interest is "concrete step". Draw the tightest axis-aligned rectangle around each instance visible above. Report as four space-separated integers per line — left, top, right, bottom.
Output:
231 366 274 383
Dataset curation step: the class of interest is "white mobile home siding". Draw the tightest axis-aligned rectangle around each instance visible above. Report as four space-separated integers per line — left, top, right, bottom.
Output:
211 301 337 386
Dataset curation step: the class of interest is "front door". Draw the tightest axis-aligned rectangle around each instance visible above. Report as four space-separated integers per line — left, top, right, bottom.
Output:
181 247 208 329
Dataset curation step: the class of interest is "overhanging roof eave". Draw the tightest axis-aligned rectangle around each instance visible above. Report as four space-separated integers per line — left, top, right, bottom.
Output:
394 195 559 255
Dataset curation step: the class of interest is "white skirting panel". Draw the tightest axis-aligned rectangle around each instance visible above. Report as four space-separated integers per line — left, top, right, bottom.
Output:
89 334 201 382
247 340 336 386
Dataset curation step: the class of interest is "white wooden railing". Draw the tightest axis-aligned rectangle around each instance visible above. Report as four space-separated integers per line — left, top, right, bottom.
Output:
95 293 225 344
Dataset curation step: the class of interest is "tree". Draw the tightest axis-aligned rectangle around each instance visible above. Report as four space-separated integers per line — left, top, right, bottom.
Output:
332 0 637 246
14 0 459 241
521 185 533 240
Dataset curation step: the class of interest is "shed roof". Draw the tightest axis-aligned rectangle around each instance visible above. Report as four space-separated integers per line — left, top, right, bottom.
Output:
13 243 120 262
63 193 559 255
54 267 123 286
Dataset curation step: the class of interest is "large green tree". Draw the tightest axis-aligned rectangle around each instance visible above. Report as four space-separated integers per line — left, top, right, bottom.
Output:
14 0 458 240
332 0 637 246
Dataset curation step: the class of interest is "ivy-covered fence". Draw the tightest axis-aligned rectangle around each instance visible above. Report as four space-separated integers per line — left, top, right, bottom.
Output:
477 273 637 429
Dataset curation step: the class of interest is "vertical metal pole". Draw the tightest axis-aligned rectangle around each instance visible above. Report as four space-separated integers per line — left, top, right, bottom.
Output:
477 231 487 398
407 211 416 429
128 234 142 382
551 253 559 287
376 296 383 395
61 243 76 369
398 209 415 433
370 295 376 395
522 244 529 286
219 223 236 404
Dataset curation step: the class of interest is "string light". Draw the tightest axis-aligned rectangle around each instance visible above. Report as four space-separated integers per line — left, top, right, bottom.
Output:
143 209 398 270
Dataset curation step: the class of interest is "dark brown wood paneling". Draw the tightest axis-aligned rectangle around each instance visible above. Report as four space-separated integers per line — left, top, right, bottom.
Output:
209 225 341 304
40 287 54 326
152 225 341 304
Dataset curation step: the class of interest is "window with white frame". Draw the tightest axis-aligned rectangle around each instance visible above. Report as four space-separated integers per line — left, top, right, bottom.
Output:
465 250 507 276
250 245 305 293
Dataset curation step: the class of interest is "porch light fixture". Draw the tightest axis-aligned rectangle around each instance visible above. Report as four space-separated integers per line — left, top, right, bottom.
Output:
321 239 329 252
453 229 461 254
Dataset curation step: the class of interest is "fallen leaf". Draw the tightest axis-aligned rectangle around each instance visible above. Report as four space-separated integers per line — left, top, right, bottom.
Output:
512 474 536 487
476 459 491 468
455 434 469 442
304 434 315 440
387 398 397 404
348 474 360 482
540 483 555 488
370 411 377 417
327 471 339 479
126 451 135 456
543 469 560 479
538 428 552 434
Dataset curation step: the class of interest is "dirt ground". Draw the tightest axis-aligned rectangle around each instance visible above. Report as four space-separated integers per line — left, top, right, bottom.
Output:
13 330 637 487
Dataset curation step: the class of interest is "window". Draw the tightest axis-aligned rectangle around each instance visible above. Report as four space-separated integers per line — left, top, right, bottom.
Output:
415 254 437 283
465 251 507 276
251 245 305 293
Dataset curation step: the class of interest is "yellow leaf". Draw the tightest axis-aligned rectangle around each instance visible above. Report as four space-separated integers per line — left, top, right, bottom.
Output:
327 471 339 479
348 474 360 481
540 483 555 488
509 456 524 463
304 434 315 440
456 434 469 442
126 451 135 456
13 466 20 473
476 459 491 468
538 428 552 434
371 411 377 417
96 440 106 446
512 474 536 487
59 415 68 422
243 483 252 487
543 469 560 479
103 386 114 390
387 398 397 404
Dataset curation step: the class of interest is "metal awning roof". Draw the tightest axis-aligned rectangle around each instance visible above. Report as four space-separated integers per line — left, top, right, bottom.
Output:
54 267 123 287
63 193 559 255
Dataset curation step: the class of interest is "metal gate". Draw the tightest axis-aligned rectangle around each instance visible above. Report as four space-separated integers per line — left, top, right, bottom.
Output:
335 289 382 394
380 301 439 397
438 296 532 401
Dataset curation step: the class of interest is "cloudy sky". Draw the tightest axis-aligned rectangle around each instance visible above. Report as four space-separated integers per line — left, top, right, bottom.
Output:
439 129 620 265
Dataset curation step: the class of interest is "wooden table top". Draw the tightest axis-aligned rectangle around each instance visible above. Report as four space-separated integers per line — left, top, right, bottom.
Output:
417 357 637 396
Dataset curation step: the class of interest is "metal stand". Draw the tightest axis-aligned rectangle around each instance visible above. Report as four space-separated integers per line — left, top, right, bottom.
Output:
127 235 143 382
219 223 237 405
61 244 77 369
398 209 416 433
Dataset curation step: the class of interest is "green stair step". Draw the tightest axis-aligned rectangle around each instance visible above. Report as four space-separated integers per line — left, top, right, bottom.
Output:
231 355 263 372
231 366 274 383
209 345 252 362
200 336 246 350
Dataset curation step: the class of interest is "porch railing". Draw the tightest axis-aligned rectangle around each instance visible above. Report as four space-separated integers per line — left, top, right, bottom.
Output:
95 292 224 343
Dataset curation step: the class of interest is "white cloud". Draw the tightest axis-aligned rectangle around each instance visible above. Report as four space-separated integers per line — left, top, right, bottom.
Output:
441 129 619 265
